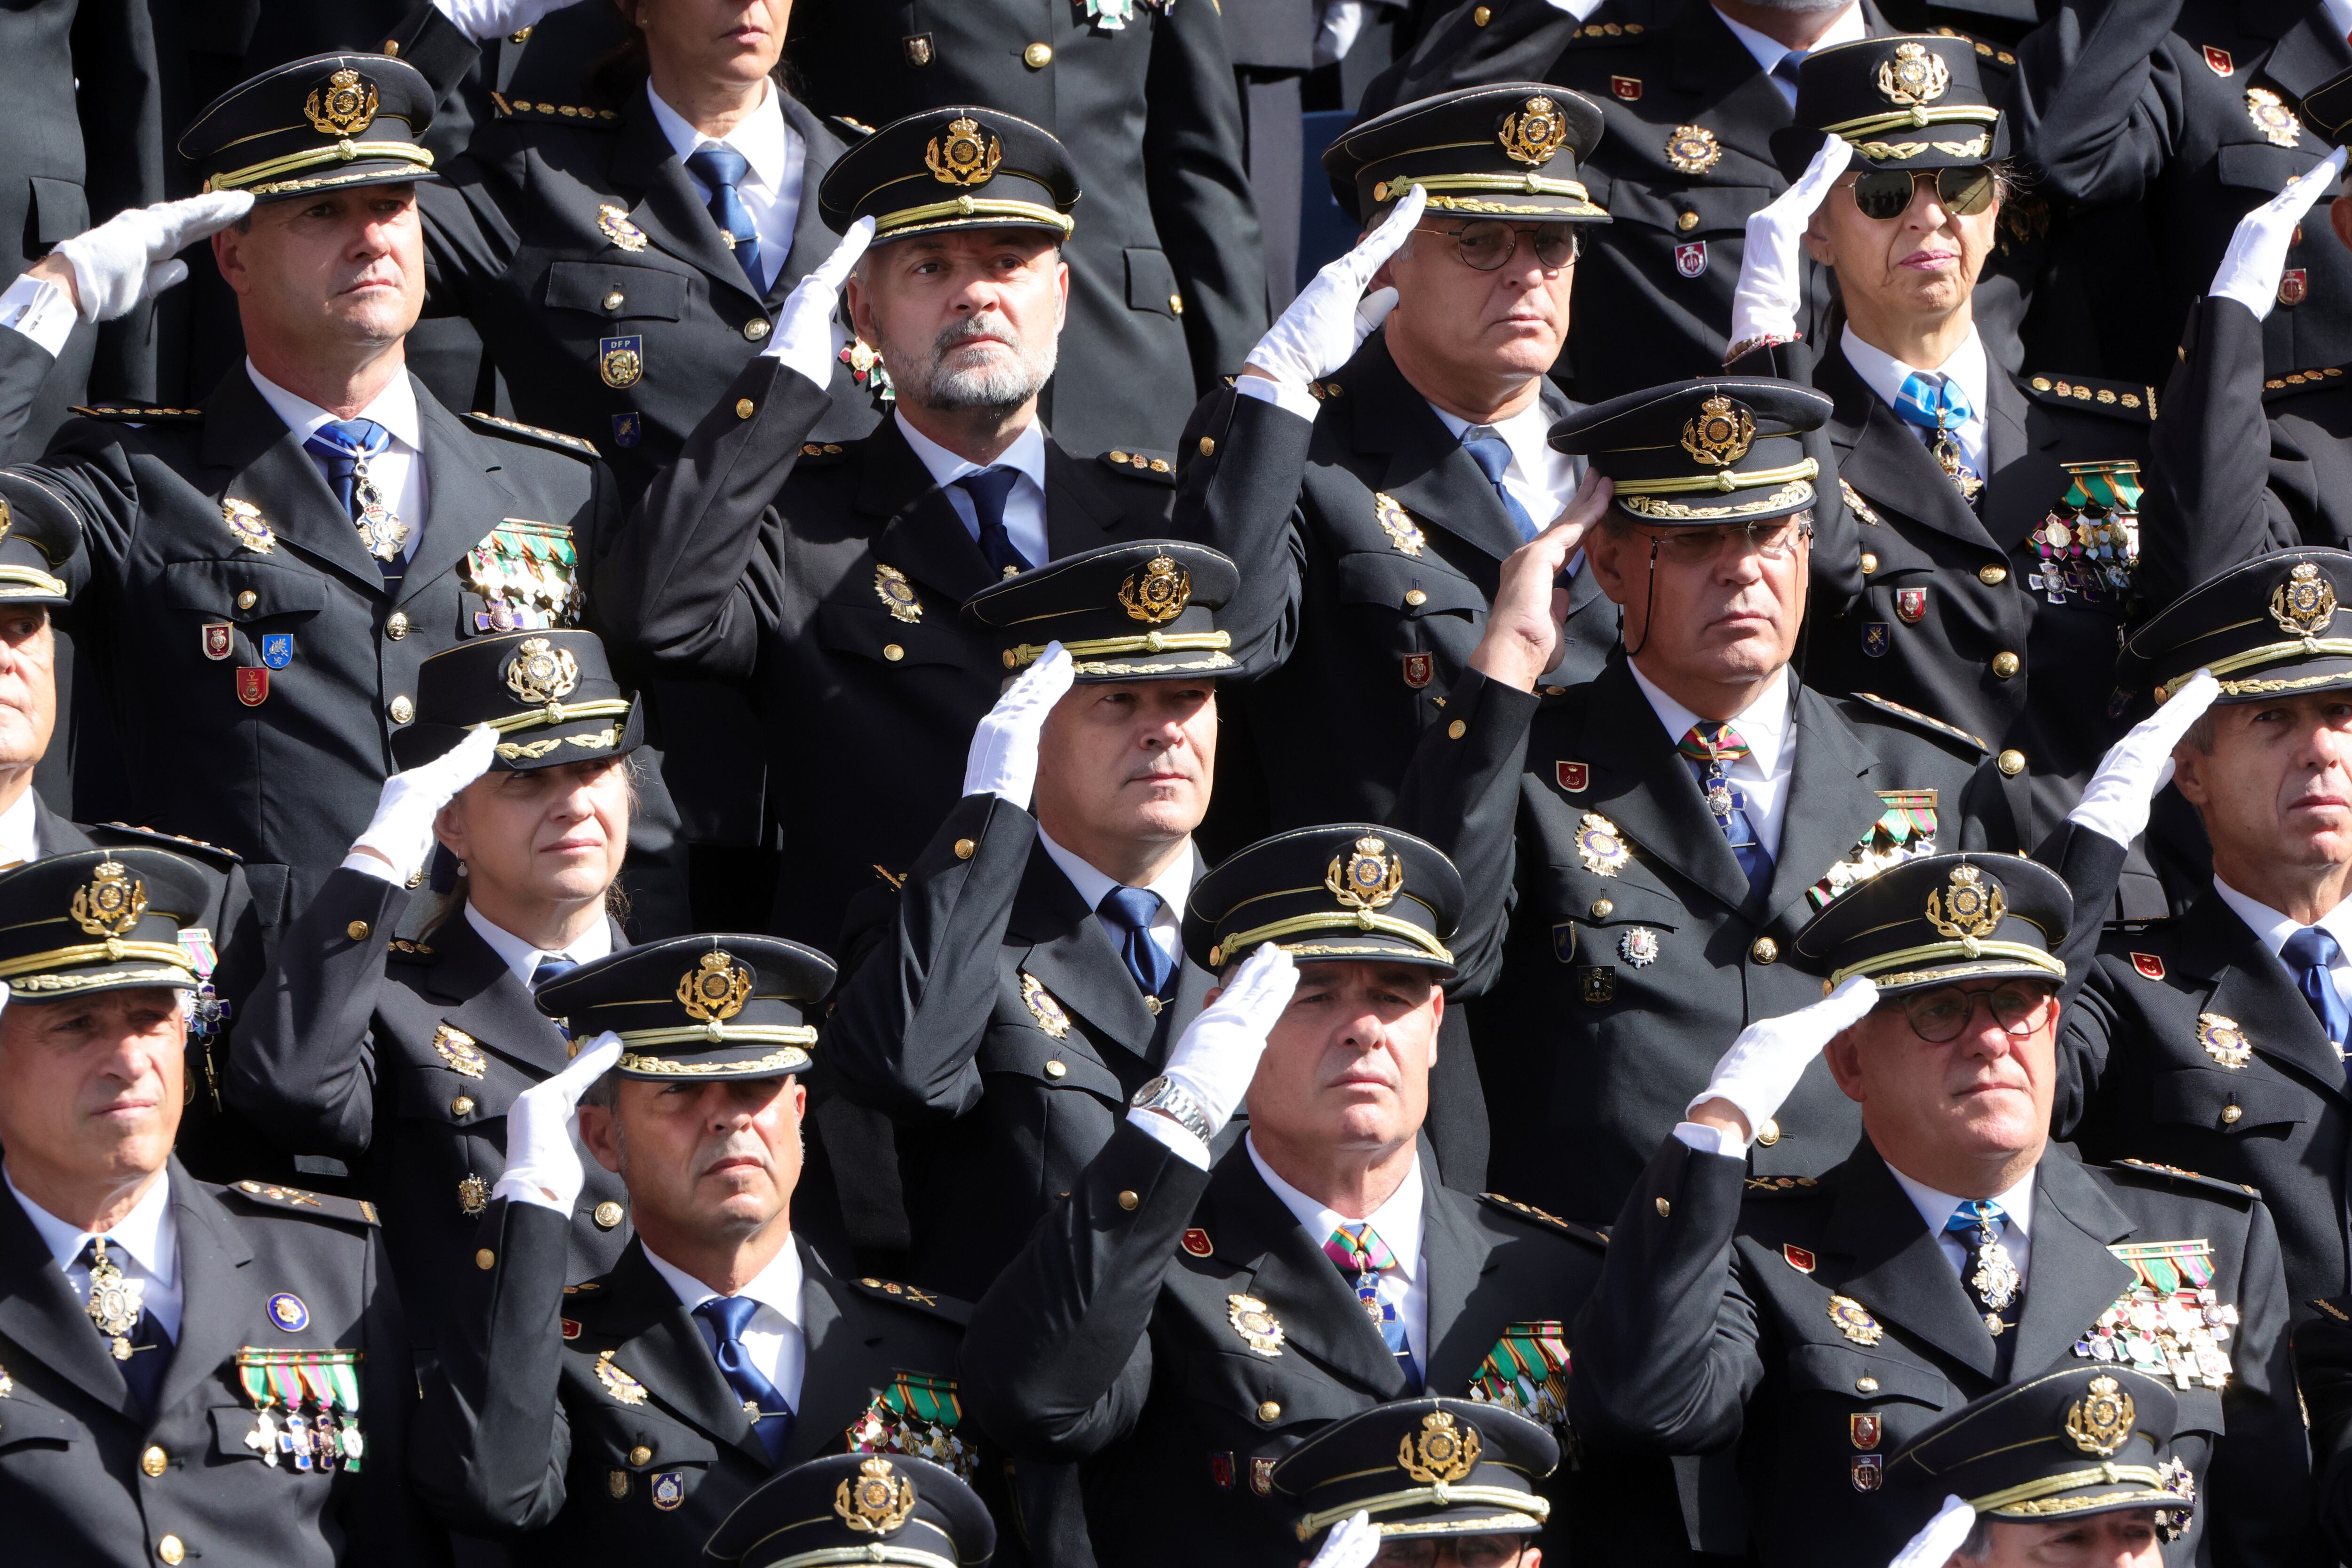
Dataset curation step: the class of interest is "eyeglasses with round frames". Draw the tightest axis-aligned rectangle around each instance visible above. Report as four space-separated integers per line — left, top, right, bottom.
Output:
1849 165 1997 222
1882 982 2056 1044
1637 516 1814 566
1411 220 1580 272
1370 1536 1530 1568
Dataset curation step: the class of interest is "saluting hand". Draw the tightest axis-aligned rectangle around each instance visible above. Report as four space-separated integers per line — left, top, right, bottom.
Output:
36 190 255 324
1724 132 1852 364
2211 147 2346 323
765 216 877 390
1886 1495 1976 1568
495 1031 626 1212
2067 668 2220 849
1688 974 1880 1146
1243 182 1426 396
963 641 1076 809
1467 469 1613 692
349 723 500 882
1158 942 1300 1140
1304 1512 1381 1568
429 0 574 43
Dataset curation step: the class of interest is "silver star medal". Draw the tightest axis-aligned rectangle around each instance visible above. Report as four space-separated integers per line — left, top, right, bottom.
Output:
246 1406 281 1466
83 1238 143 1361
1971 1229 2021 1334
350 458 411 561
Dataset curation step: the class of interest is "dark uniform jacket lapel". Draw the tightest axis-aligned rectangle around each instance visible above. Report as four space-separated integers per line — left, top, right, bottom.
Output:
205 368 387 592
1978 372 2043 552
786 1243 903 1464
596 1240 770 1468
1417 1176 1500 1390
1206 1153 1413 1399
397 392 522 610
32 796 91 858
1007 855 1162 1064
2010 1151 2137 1378
1041 439 1137 559
1820 1143 2000 1379
857 421 997 605
413 912 580 1079
0 1178 136 1419
764 98 850 308
1820 347 1994 554
1579 661 1753 916
1756 683 1910 933
1352 341 1529 565
157 1175 263 1418
2242 0 2352 98
607 95 766 315
1670 0 1795 127
2178 891 2351 1094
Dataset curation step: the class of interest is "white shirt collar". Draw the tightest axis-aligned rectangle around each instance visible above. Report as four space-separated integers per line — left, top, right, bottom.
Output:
1841 324 1991 425
245 359 422 454
1713 2 1867 79
1627 662 1794 779
1427 396 1553 479
1246 1138 1425 1283
1035 827 1195 924
0 784 38 865
5 1165 178 1282
895 411 1047 495
643 1235 806 1329
645 78 790 194
462 903 617 992
2210 876 2352 962
1886 1161 2035 1253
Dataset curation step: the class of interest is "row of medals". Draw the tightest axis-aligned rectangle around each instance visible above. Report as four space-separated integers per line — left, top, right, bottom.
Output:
2074 1287 2238 1390
2031 506 2137 606
244 1398 366 1472
470 551 582 632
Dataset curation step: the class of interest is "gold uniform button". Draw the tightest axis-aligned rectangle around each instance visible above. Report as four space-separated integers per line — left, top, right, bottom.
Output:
2222 1104 2244 1125
1859 553 1878 575
628 1445 653 1467
1998 749 2027 776
596 1200 625 1228
386 610 409 639
1024 41 1053 67
883 643 905 661
1655 1197 1672 1218
1447 719 1467 739
1199 436 1216 457
1756 1118 1781 1146
1543 685 1567 696
1118 1190 1140 1211
1978 564 2008 586
1168 293 1184 316
1856 1376 1880 1394
451 1096 475 1117
1992 651 2019 679
1676 212 1699 231
602 290 624 312
1404 589 1428 606
141 1446 167 1477
159 1537 185 1566
1257 1401 1281 1423
954 838 976 859
236 589 258 610
1751 937 1779 964
1144 995 1162 1014
1474 2 1493 19
1589 898 1613 919
476 1248 496 1270
1044 1061 1067 1078
735 398 756 419
744 318 770 341
346 920 370 941
389 695 414 724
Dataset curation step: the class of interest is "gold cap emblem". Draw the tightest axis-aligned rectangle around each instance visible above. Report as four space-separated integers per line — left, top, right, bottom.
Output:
1397 1410 1480 1484
505 637 581 706
2065 1374 2134 1457
835 1455 919 1535
72 860 147 940
677 950 753 1025
1925 862 2004 942
926 117 1002 187
1680 394 1757 469
1326 835 1406 919
1877 41 1951 108
305 68 379 136
1119 555 1191 624
1498 95 1570 166
2270 560 2338 636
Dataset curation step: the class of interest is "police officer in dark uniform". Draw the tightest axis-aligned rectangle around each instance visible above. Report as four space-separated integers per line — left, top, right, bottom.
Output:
600 108 1179 949
961 826 1688 1567
1729 38 2167 911
1568 851 2318 1568
229 629 651 1336
2293 1296 2352 1555
783 0 1270 456
0 52 688 947
1269 1398 1562 1564
704 1451 997 1568
0 849 429 1568
414 936 985 1566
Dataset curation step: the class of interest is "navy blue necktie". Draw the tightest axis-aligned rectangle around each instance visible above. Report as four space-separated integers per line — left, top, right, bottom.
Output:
78 1241 174 1416
1942 1201 2021 1378
2283 927 2352 1073
686 145 763 289
304 418 403 587
532 954 579 1045
693 1295 795 1465
1460 428 1539 543
956 467 1033 577
1099 886 1175 998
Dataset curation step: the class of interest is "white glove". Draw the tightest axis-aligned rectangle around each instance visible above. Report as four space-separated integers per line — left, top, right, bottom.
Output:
349 724 499 882
1312 0 1373 66
430 0 572 41
1167 942 1300 1136
1307 1512 1381 1568
2211 148 2347 321
1725 133 1852 362
1244 183 1424 390
963 643 1074 807
2067 669 2220 847
1887 1495 1976 1568
1688 974 1879 1138
763 217 875 389
52 191 254 324
493 1031 625 1212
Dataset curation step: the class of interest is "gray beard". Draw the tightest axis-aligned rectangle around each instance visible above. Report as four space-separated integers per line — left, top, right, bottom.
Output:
902 317 1058 417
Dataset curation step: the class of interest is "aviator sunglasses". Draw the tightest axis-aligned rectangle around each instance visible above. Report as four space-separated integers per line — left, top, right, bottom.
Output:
1849 165 1997 222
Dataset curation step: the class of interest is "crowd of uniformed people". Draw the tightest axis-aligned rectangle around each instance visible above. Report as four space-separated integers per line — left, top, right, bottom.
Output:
17 1 2352 1566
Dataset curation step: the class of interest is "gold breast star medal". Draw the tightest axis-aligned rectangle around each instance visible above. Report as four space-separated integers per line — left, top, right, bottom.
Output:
1226 1294 1287 1359
1827 1295 1884 1347
595 1350 649 1406
350 461 411 562
1960 1205 2021 1335
83 1237 142 1360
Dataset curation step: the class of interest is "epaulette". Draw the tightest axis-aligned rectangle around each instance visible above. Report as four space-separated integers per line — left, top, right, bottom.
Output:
1565 19 1652 43
851 1275 971 1324
1479 1192 1608 1248
795 440 853 465
460 410 599 459
562 1280 605 1296
68 404 201 423
1844 691 1990 753
2022 374 2157 421
828 114 877 140
1744 1174 1824 1194
1305 377 1349 404
2263 365 2349 400
223 1179 380 1227
87 821 243 866
388 937 436 958
1930 25 2017 67
1099 446 1175 482
2105 1157 2261 1204
490 92 623 127
2312 1298 2352 1323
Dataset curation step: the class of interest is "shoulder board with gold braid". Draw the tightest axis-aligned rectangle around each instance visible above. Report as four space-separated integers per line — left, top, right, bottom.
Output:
1098 447 1176 483
1563 9 1655 46
2262 365 2351 402
1479 1192 1608 1248
848 1275 971 1325
68 404 202 423
490 92 623 127
827 114 878 141
2103 1157 2261 1205
458 411 599 459
2021 374 2157 422
388 937 437 960
1930 25 2017 68
222 1180 381 1227
87 822 244 867
795 440 853 466
1841 692 1990 754
2312 1298 2352 1323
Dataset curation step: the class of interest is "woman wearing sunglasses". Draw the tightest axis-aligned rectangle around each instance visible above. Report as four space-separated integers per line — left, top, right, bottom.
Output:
1724 35 2171 918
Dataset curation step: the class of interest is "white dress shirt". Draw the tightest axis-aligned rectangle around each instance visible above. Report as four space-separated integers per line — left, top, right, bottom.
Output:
0 785 38 866
2212 876 2352 1043
247 360 430 558
1843 323 1992 482
462 903 616 991
6 1166 184 1342
1887 1164 2036 1293
897 412 1053 573
1715 4 1868 105
1628 661 1795 858
1250 1139 1430 1370
1036 828 1193 979
646 78 803 294
1428 397 1586 565
643 1239 808 1410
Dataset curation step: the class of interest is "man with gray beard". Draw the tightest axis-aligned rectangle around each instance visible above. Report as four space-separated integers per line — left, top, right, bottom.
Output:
600 107 1182 954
